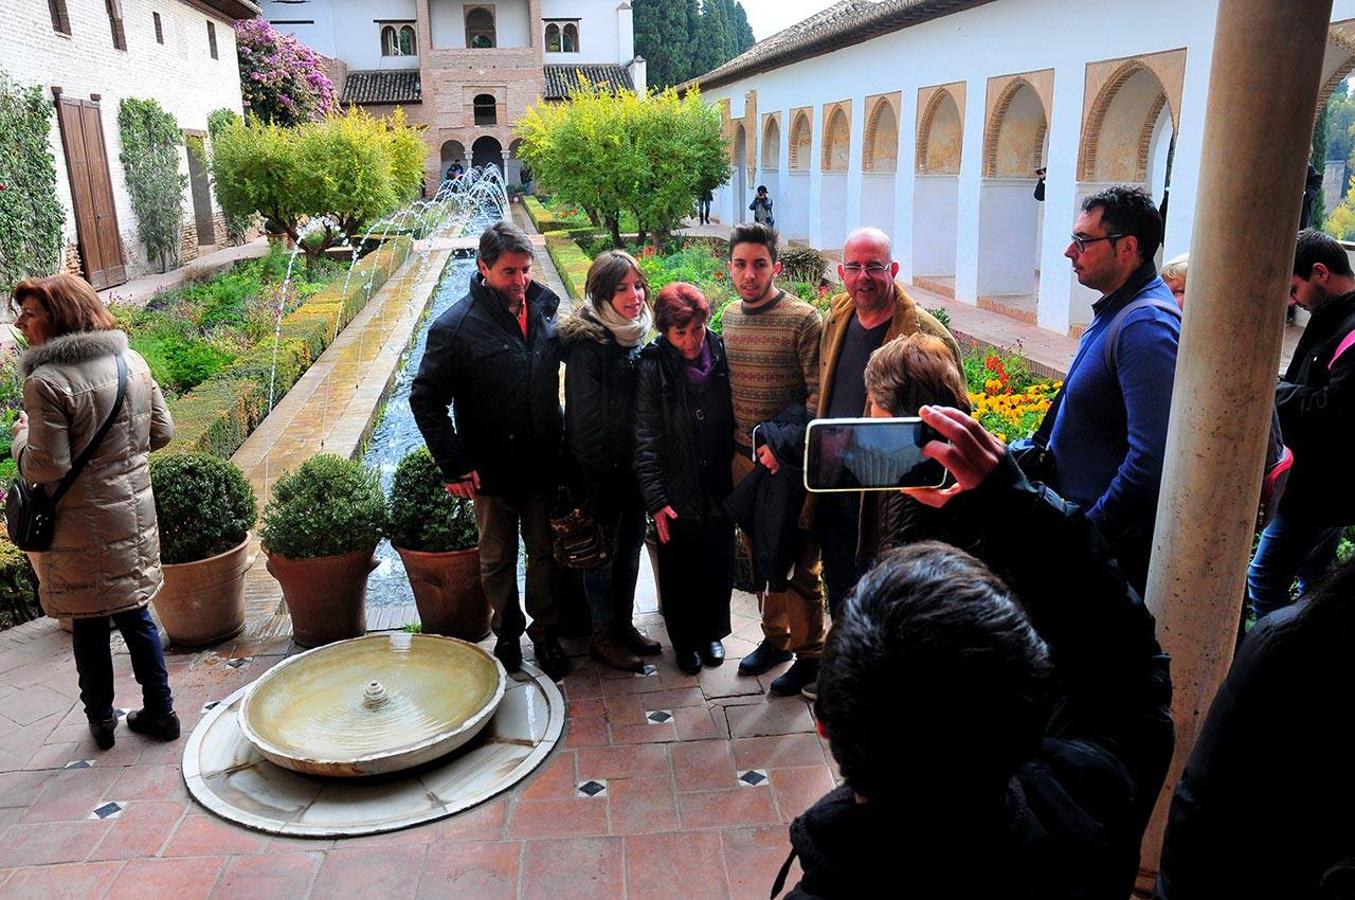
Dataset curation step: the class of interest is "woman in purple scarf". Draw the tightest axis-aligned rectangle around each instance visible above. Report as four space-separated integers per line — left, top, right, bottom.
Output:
632 282 736 674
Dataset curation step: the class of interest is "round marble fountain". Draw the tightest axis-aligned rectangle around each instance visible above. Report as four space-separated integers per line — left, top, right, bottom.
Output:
183 632 565 836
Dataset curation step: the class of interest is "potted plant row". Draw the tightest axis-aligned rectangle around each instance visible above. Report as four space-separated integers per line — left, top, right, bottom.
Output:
260 454 386 648
388 447 490 641
150 453 257 647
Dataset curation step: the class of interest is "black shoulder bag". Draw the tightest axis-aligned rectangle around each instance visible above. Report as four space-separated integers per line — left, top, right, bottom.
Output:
6 355 127 552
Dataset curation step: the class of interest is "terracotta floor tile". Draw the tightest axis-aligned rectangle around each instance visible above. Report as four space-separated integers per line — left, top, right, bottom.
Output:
575 743 670 782
515 752 577 802
23 742 82 771
560 671 603 701
162 813 268 857
723 697 816 739
417 841 520 899
732 733 827 771
0 860 123 899
0 770 51 809
561 716 610 750
601 693 649 726
434 798 508 842
678 788 778 830
324 821 436 848
105 856 225 900
310 844 426 898
606 776 678 835
210 851 322 898
639 686 708 709
768 767 835 822
18 767 121 824
674 705 722 741
720 824 799 900
105 764 186 803
520 836 623 900
566 697 606 718
671 740 738 793
609 721 677 745
626 830 728 898
88 800 186 860
506 798 608 840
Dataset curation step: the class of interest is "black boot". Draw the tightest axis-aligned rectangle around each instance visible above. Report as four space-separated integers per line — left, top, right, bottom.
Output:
738 639 792 676
494 633 523 673
126 708 181 742
88 715 117 751
533 637 572 680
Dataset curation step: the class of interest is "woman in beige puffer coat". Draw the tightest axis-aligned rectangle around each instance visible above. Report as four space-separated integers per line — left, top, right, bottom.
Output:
10 274 178 750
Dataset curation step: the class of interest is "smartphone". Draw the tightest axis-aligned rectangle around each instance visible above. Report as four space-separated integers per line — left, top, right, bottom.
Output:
803 417 947 492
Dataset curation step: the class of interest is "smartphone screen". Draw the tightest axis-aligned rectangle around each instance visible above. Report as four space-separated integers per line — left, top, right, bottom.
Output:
803 417 946 492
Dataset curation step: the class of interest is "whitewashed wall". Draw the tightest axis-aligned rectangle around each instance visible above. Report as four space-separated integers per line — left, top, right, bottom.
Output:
541 0 627 65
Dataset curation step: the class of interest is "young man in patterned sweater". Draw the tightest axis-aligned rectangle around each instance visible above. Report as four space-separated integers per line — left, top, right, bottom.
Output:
721 223 827 696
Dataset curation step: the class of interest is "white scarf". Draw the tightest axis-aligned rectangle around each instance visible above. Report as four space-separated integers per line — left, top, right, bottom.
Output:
586 295 651 348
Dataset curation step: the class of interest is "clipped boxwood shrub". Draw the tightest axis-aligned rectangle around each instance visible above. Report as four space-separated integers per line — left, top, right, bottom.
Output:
524 195 579 233
545 233 592 301
779 247 828 284
388 447 478 553
150 453 257 564
260 454 386 559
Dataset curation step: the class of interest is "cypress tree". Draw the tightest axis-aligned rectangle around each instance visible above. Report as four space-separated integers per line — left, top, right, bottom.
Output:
730 1 756 52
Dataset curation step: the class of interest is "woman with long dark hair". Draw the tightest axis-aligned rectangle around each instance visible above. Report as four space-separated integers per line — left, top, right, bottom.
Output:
633 282 736 675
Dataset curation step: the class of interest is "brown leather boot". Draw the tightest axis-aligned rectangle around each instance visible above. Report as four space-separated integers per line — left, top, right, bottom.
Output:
618 622 662 656
590 624 644 673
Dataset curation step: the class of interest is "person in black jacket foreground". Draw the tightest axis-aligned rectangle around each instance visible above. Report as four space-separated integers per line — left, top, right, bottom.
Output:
560 250 662 672
410 221 570 679
633 282 736 675
778 405 1173 899
1155 556 1355 900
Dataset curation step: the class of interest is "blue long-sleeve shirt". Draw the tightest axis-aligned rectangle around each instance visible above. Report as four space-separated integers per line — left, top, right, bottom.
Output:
1048 266 1181 547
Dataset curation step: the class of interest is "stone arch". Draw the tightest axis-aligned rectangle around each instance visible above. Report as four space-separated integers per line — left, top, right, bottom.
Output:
822 104 850 172
472 135 503 172
440 140 466 169
473 94 497 126
983 78 1048 178
762 114 780 171
789 109 812 171
916 87 962 175
1079 61 1174 182
863 95 899 173
1319 25 1355 106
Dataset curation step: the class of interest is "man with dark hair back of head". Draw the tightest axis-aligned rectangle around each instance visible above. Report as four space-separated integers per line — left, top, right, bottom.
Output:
1246 228 1355 621
410 220 572 680
1044 185 1181 596
777 405 1173 900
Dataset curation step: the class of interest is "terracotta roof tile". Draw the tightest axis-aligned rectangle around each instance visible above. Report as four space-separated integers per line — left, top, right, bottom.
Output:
339 70 422 105
543 64 635 100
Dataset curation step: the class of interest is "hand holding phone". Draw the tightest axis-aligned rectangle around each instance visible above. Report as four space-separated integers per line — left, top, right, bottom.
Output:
803 416 948 492
901 406 1005 507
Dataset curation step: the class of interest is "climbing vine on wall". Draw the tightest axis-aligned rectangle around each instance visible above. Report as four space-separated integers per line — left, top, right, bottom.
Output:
119 97 187 273
0 71 63 300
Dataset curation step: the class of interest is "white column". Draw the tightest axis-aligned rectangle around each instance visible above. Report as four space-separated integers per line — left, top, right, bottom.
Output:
952 79 987 305
895 95 918 282
1035 64 1084 335
809 106 825 248
617 2 634 64
844 96 867 248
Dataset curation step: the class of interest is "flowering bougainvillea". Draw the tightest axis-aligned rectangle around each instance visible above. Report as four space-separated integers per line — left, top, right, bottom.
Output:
234 18 336 127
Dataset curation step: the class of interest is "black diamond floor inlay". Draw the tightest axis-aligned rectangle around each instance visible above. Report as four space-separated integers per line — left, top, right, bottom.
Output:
92 801 123 819
64 759 92 770
738 769 769 787
646 709 673 724
576 779 608 798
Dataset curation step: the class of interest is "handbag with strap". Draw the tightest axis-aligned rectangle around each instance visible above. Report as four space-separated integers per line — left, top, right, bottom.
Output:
549 482 612 570
6 354 127 552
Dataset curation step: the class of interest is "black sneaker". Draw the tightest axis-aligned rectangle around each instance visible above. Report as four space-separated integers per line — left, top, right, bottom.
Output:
126 708 181 742
88 716 117 750
769 658 819 697
533 638 572 681
737 640 792 676
494 634 523 673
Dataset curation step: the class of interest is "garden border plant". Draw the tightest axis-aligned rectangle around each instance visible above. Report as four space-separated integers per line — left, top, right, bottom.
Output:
0 70 63 303
119 97 188 273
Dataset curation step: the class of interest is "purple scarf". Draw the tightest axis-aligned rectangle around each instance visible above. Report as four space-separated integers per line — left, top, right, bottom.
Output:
678 335 714 385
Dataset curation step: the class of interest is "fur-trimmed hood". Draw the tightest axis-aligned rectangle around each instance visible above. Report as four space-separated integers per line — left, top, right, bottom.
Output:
21 329 129 377
558 306 609 345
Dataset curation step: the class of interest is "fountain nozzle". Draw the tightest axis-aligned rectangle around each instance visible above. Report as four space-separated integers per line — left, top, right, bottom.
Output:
362 681 389 710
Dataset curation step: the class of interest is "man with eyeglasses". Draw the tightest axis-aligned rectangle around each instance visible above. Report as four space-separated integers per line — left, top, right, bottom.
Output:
809 228 960 689
1050 185 1180 596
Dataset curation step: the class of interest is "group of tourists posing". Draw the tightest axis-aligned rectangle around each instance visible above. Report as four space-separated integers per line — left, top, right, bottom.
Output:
5 178 1351 896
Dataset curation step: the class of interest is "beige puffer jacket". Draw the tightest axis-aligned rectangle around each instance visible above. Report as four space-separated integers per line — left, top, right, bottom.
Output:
11 330 173 619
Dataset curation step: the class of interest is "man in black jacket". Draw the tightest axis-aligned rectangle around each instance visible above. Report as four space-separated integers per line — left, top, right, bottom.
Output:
777 405 1173 899
1247 229 1355 622
410 221 570 679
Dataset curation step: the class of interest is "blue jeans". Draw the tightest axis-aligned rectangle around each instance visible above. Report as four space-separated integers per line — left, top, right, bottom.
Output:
582 502 647 627
1246 513 1343 622
71 606 173 723
698 200 712 223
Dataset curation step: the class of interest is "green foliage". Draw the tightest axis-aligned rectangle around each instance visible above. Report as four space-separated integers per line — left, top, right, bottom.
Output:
0 342 24 488
388 447 478 552
779 247 828 284
261 454 386 559
118 98 188 273
133 333 237 395
210 108 422 259
150 453 257 564
633 0 755 90
233 18 336 126
544 233 594 301
517 83 729 249
961 343 1039 395
207 108 254 244
0 71 64 300
927 306 952 329
0 537 39 629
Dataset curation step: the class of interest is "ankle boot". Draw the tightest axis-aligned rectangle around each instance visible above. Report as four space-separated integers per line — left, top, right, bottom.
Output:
591 624 644 673
615 599 661 656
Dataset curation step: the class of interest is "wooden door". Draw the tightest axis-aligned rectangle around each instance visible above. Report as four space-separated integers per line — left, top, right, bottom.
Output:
55 97 127 290
185 135 216 248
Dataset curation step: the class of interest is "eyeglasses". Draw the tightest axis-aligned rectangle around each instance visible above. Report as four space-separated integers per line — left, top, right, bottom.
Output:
1070 233 1124 253
842 263 891 275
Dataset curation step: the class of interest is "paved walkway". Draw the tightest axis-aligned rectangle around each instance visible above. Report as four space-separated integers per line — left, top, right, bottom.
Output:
96 240 272 310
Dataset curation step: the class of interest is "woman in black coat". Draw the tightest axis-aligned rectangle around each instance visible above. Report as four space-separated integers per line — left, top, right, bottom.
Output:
561 251 661 673
633 282 735 675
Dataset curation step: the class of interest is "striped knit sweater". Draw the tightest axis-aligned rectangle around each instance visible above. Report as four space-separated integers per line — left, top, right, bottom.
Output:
721 290 823 451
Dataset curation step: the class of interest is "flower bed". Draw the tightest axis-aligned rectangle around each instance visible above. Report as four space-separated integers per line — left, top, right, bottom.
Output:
524 196 584 233
962 346 1059 443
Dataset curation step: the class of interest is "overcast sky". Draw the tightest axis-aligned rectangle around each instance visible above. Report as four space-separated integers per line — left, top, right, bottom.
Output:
738 0 843 42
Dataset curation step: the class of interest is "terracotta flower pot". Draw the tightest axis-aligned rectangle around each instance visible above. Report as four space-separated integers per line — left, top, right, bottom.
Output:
264 546 378 648
393 545 491 641
154 534 254 647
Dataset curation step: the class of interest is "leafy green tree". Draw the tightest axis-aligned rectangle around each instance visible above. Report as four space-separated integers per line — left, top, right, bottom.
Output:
119 98 188 273
207 108 254 244
631 87 729 248
210 108 422 260
0 71 63 300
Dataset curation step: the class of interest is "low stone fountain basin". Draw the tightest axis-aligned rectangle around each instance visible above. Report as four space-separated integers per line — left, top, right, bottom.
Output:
238 632 505 778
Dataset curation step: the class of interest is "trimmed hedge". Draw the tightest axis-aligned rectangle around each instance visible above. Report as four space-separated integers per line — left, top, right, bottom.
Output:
159 236 412 458
524 196 583 233
544 233 593 301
